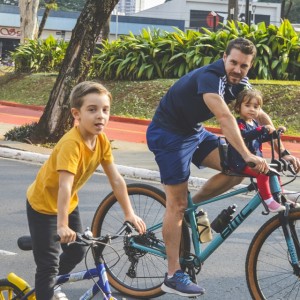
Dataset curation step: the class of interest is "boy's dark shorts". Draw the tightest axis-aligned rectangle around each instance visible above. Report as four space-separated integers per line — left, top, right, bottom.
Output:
146 122 218 185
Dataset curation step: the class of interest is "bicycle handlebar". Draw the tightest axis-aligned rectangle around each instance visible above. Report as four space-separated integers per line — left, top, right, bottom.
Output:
18 222 135 251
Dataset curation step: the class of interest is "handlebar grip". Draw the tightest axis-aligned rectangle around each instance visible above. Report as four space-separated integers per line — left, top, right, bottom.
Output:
54 235 61 242
247 162 256 168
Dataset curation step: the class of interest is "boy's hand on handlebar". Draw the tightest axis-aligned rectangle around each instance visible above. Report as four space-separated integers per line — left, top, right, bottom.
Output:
245 155 269 174
125 213 146 234
57 226 77 244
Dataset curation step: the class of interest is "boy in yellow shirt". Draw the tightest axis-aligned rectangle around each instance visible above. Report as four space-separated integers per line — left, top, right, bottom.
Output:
26 81 146 300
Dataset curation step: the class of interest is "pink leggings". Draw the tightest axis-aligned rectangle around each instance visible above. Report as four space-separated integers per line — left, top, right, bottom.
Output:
242 166 282 201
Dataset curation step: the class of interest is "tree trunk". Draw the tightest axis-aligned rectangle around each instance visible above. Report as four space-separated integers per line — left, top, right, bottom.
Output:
281 0 286 19
30 0 120 143
227 0 239 22
19 0 39 44
102 15 111 41
38 0 57 38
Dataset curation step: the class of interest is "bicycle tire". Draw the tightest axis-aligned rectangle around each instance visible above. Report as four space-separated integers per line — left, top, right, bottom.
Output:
91 183 191 299
0 279 25 300
246 209 300 300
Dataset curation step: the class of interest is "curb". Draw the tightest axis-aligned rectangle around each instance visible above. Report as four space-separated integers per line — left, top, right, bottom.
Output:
0 146 234 190
0 100 44 111
1 100 299 143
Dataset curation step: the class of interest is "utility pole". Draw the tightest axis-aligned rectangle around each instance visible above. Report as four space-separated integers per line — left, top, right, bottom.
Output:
245 0 250 26
227 0 239 22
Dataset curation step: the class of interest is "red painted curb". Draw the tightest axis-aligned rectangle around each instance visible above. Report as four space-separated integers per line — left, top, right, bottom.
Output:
0 100 44 111
1 100 299 143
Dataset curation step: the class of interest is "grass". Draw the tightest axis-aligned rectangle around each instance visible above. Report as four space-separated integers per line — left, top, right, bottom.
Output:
0 72 299 136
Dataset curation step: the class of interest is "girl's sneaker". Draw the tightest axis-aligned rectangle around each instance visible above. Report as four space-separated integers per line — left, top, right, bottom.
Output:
286 199 300 208
267 200 286 213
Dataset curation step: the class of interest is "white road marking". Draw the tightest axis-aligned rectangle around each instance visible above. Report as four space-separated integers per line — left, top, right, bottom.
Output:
0 249 17 255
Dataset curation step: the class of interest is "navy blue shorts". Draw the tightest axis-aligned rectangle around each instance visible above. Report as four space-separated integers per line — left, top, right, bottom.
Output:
146 122 218 185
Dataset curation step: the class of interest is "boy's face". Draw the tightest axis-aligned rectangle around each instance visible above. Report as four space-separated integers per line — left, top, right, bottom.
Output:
71 93 110 138
223 48 253 85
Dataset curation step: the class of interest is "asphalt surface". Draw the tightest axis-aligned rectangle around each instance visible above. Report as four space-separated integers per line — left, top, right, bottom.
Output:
0 157 270 300
0 102 299 300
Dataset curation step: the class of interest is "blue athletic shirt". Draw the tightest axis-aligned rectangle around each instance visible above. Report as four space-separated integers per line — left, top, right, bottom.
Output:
152 59 251 135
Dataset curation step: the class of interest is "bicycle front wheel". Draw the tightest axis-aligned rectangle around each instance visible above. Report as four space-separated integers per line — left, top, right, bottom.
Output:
246 209 300 300
91 183 191 299
0 279 25 300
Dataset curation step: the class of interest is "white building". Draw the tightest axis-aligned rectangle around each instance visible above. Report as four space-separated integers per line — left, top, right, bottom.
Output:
133 0 282 30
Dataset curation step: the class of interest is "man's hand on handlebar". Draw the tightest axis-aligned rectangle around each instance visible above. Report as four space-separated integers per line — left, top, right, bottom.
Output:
245 154 269 174
282 154 300 174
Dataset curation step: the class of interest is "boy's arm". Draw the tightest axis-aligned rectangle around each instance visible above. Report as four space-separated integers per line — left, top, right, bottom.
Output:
102 163 146 233
57 170 77 243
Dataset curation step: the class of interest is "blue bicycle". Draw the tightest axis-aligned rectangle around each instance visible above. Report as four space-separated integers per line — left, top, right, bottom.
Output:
91 133 300 299
0 227 132 300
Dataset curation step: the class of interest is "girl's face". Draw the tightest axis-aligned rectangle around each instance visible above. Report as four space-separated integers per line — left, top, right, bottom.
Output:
71 92 110 140
239 97 261 122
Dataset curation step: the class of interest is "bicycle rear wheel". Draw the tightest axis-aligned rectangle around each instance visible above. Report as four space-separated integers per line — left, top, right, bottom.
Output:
91 183 191 299
246 209 300 300
0 279 25 300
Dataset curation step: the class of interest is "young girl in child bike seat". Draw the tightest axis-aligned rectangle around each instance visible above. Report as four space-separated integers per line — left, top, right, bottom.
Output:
228 89 290 213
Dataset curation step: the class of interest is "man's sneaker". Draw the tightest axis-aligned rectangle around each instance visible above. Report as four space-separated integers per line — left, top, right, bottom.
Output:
161 270 205 297
52 286 68 300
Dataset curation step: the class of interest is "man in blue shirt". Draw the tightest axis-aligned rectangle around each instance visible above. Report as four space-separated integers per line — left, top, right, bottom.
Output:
147 37 300 297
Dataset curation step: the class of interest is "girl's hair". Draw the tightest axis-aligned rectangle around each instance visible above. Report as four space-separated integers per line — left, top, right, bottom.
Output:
234 89 263 113
70 81 112 109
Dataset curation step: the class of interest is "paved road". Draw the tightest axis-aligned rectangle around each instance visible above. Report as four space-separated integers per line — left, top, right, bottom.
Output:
1 157 285 300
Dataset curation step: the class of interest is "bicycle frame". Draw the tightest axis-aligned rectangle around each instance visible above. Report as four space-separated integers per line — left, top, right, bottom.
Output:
13 245 117 300
130 174 300 269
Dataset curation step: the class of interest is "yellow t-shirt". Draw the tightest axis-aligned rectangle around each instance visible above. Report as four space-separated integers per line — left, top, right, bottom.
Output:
27 127 113 215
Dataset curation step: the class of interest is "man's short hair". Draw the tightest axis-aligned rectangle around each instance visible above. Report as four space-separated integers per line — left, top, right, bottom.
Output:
225 38 257 59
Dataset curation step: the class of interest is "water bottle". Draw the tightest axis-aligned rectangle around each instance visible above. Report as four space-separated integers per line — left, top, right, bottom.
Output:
196 210 213 243
210 205 237 233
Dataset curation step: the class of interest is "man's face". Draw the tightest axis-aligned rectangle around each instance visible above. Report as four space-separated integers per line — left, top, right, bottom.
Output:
223 48 254 85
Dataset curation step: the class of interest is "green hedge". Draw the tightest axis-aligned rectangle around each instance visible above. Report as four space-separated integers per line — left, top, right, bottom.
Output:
11 19 300 81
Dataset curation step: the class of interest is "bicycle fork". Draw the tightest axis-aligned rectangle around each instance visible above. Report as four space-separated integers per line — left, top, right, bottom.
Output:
280 205 300 276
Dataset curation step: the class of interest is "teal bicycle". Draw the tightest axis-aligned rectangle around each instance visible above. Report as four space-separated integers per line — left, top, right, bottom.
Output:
91 132 300 299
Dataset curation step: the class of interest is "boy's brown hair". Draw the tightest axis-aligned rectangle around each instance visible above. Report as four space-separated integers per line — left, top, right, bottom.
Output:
234 89 263 113
70 81 112 109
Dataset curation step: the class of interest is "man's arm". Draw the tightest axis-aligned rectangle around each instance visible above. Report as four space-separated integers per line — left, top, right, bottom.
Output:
203 93 269 173
258 109 300 173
